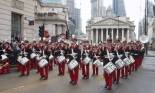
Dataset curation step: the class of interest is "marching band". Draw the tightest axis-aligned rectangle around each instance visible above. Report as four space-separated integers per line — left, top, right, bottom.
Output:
0 38 145 90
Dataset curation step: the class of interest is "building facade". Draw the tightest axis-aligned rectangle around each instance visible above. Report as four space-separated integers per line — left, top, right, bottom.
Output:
86 17 135 44
0 0 35 42
91 0 106 18
74 8 81 34
35 0 68 39
112 0 126 17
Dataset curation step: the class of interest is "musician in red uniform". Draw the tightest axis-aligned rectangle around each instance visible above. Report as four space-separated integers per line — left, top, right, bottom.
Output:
114 41 124 84
38 42 49 80
81 44 90 79
1 42 12 74
0 55 10 74
18 42 30 76
92 46 99 76
57 42 66 76
67 43 80 85
101 43 113 90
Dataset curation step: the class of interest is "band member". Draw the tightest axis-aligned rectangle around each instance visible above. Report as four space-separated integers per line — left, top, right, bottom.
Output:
18 42 30 76
92 46 99 76
57 42 66 76
38 43 49 80
115 42 123 84
101 43 113 90
67 43 80 85
0 55 10 74
1 42 11 74
81 44 90 79
48 44 54 71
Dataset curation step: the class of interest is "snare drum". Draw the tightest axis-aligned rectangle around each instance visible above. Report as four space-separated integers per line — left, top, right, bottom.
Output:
20 57 29 65
93 59 103 67
123 57 132 66
103 62 116 74
38 59 48 68
17 56 22 62
57 56 66 63
129 55 135 63
30 53 37 59
115 59 125 69
83 57 91 64
1 55 8 61
68 60 78 70
49 54 54 60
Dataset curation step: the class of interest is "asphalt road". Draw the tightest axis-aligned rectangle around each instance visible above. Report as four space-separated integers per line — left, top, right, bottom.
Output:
0 57 155 93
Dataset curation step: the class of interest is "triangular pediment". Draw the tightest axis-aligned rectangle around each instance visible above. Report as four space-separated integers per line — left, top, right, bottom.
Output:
92 17 131 26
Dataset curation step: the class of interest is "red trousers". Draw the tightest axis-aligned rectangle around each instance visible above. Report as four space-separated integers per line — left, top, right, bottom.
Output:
92 64 98 76
104 71 113 89
116 69 121 83
68 66 79 84
124 66 128 78
30 59 37 69
0 62 10 74
121 67 125 78
48 59 54 71
112 70 116 82
39 65 48 80
58 62 65 75
134 57 139 71
19 62 30 76
82 63 89 78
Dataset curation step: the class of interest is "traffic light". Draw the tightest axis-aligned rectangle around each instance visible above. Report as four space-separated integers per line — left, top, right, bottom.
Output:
66 30 69 39
39 24 44 37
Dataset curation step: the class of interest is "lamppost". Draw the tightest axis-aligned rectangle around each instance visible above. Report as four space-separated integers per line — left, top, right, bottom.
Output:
144 0 148 55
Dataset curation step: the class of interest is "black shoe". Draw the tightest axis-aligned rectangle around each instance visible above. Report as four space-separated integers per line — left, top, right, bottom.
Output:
116 81 119 84
19 74 24 77
82 76 86 79
104 85 108 88
69 81 73 84
108 87 112 90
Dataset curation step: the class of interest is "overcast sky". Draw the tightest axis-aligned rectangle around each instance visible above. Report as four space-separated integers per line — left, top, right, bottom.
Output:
75 0 154 37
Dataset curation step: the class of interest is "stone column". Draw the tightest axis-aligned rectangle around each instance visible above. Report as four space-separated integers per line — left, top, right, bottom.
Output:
122 28 124 41
112 28 114 42
96 29 98 43
127 28 129 42
106 28 108 40
91 29 94 43
116 28 119 38
101 29 103 42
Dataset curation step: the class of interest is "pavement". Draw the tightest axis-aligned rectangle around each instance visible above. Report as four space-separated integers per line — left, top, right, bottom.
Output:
0 57 155 93
148 50 155 56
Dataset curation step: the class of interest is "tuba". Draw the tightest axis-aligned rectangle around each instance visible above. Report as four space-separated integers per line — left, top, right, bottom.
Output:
139 35 149 43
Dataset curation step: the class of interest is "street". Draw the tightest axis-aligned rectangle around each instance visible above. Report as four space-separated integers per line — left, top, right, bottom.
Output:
0 57 155 93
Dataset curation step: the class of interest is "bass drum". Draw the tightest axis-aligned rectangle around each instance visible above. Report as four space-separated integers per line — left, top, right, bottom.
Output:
68 60 78 70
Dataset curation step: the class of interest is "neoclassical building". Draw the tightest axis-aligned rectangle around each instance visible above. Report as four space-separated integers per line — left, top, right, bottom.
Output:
86 17 135 43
